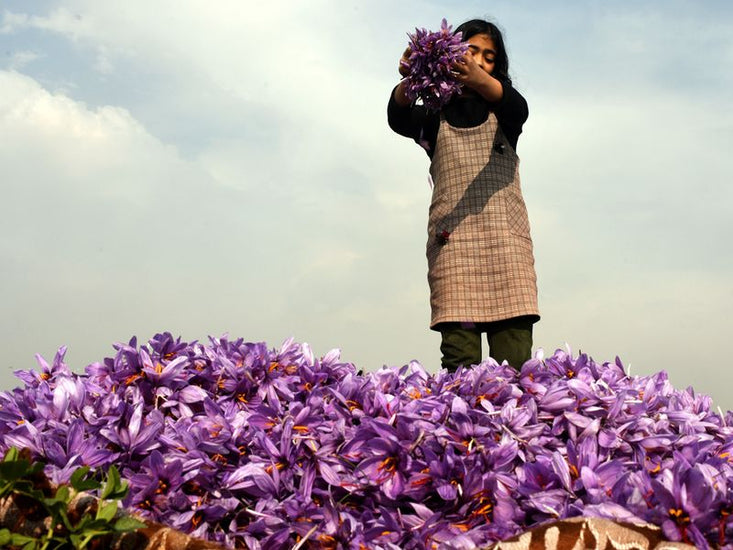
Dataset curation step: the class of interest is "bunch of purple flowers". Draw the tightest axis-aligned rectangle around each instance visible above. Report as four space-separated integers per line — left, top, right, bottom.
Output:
402 19 469 111
1 334 733 549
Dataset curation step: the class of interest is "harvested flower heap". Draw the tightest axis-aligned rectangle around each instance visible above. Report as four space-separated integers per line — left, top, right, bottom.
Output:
0 333 731 548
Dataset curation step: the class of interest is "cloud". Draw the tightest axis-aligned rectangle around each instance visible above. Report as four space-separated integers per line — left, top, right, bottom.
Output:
1 7 90 40
0 69 203 375
0 66 435 382
0 10 29 34
0 70 184 205
522 89 733 278
6 50 41 70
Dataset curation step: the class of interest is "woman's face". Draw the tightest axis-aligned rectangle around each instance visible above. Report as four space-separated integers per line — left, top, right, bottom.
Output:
466 33 496 75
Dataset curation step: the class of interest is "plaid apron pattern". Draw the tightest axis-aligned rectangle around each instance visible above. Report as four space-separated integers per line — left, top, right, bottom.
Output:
426 113 539 327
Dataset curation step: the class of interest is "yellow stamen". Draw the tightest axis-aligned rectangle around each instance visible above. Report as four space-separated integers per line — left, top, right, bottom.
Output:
191 512 203 528
378 456 398 474
410 476 431 487
669 508 690 524
265 461 286 474
124 372 145 385
476 503 493 515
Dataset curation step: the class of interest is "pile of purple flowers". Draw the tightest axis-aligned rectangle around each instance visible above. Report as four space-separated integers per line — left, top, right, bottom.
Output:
1 334 732 549
402 19 468 111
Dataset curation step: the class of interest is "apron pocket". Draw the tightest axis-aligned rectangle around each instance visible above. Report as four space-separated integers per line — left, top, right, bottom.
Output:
505 186 531 238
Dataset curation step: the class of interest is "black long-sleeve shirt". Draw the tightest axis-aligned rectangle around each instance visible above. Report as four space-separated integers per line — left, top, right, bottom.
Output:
387 80 529 158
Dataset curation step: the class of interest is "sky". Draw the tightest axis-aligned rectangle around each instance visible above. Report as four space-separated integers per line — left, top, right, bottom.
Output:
1 1 732 409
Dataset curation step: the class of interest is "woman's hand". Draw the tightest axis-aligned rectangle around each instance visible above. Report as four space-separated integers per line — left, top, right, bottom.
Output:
451 53 490 91
451 52 503 102
393 47 413 106
398 46 412 77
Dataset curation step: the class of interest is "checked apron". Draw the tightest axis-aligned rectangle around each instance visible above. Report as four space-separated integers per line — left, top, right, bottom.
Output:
427 112 539 328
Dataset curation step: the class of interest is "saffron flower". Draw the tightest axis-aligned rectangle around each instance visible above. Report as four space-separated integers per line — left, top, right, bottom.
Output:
2 334 733 548
403 19 468 111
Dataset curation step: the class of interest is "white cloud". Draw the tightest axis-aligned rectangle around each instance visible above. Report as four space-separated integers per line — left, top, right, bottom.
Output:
92 44 113 75
6 50 40 70
0 70 183 205
0 66 436 384
0 10 29 34
1 7 90 40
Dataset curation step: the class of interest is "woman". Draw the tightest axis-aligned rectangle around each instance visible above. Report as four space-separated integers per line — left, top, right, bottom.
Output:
388 19 539 371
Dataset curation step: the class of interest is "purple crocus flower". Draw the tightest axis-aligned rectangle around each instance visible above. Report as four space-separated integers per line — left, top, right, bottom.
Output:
351 421 412 500
649 461 721 548
13 346 72 388
2 334 733 548
403 19 468 111
99 402 163 457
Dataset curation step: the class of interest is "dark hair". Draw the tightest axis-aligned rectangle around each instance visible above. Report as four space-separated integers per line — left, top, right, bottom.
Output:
454 19 511 84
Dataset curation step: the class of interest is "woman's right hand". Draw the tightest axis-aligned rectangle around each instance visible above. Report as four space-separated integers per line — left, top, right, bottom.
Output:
399 46 412 77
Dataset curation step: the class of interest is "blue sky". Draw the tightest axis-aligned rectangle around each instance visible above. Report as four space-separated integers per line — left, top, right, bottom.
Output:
2 1 732 409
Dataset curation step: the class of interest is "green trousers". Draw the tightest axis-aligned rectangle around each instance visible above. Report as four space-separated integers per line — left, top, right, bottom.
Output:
438 316 535 371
